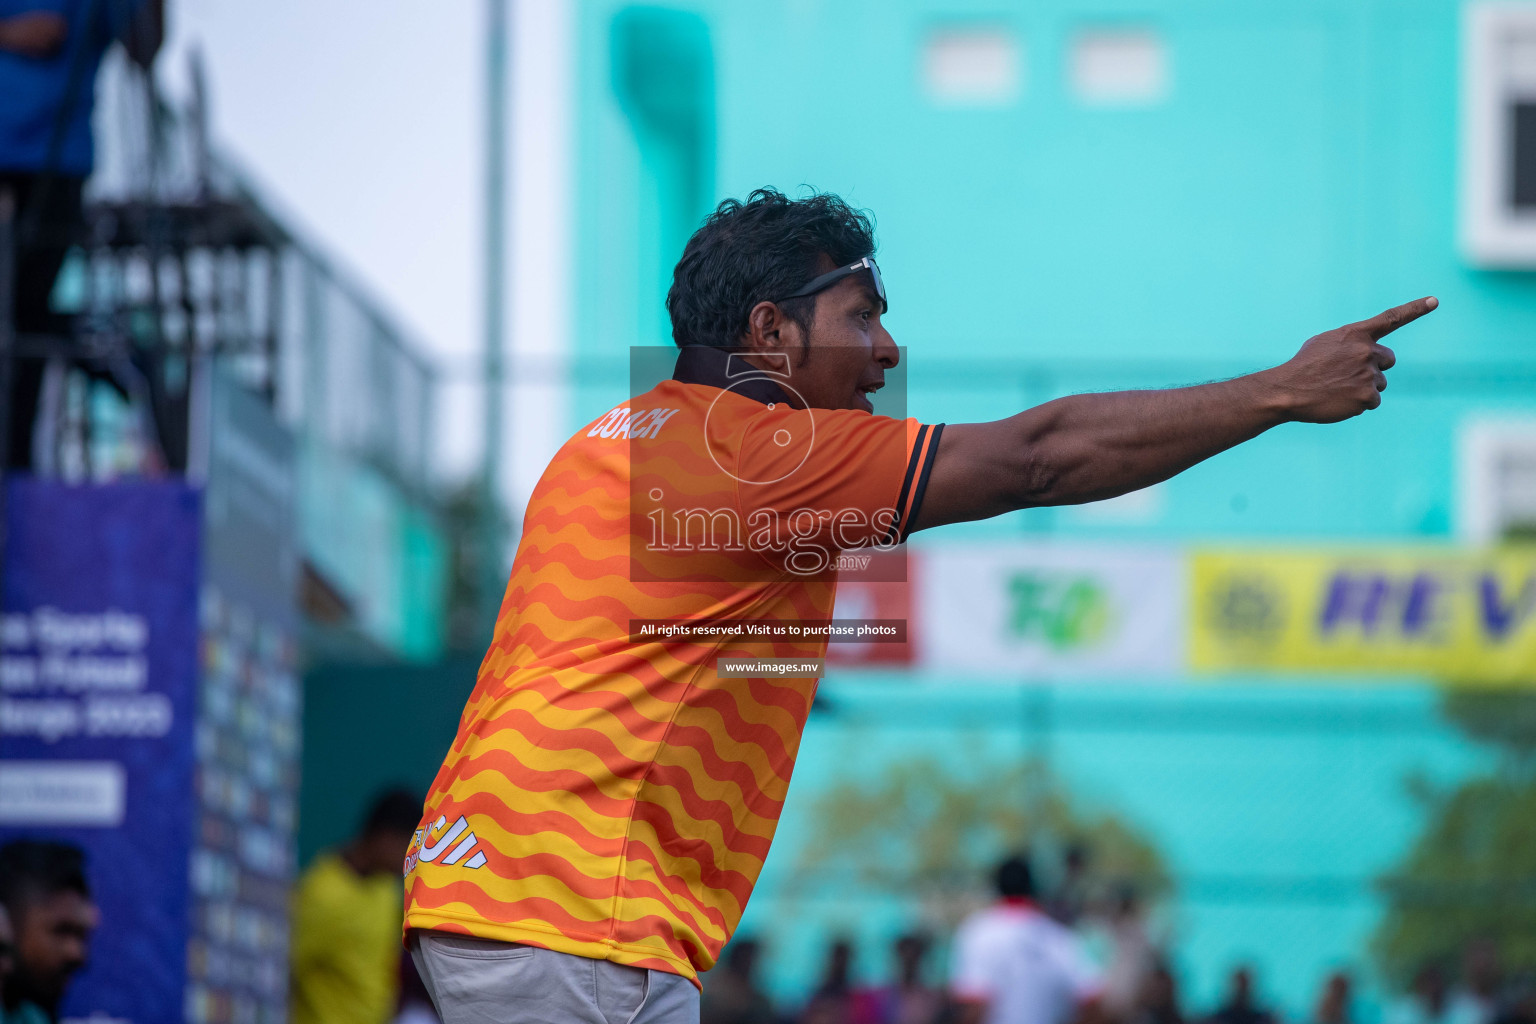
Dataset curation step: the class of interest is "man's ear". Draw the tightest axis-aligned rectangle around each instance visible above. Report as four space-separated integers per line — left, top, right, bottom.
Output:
742 300 807 371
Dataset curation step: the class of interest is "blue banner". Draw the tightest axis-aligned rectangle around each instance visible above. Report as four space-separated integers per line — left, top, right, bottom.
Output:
0 479 201 1024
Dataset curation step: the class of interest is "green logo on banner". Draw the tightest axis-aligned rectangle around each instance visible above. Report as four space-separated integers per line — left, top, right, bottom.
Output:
1006 573 1111 650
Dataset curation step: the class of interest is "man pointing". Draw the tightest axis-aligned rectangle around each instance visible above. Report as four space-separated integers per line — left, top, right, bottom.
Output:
403 188 1435 1024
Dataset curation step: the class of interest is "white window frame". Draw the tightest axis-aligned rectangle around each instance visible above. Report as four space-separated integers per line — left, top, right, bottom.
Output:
1461 3 1536 266
1068 29 1170 108
921 27 1023 108
1458 417 1536 542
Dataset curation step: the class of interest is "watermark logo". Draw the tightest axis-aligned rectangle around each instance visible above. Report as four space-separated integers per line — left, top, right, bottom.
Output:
627 346 911 583
701 352 816 485
639 492 900 576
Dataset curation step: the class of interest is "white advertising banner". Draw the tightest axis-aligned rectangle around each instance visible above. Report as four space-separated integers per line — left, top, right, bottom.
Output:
919 544 1184 678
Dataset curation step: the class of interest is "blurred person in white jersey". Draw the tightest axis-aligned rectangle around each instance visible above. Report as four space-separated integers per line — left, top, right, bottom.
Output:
951 854 1103 1024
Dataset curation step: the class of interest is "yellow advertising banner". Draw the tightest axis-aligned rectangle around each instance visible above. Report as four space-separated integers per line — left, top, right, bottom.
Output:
1189 548 1536 683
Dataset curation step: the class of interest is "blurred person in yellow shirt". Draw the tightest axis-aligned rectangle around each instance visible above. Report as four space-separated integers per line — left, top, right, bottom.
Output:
290 789 421 1024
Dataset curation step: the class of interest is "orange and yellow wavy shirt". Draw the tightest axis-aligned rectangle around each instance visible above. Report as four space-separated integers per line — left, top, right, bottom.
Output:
403 365 942 986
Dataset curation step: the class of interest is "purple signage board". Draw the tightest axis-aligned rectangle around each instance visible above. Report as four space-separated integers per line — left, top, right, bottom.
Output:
0 479 202 1023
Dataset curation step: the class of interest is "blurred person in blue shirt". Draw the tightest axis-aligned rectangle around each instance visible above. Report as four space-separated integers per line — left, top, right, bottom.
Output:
0 0 160 470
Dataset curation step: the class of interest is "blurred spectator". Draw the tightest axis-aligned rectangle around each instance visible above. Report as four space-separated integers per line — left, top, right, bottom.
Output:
1129 962 1183 1024
701 937 778 1024
1096 885 1157 1022
289 788 421 1024
1490 982 1535 1024
1310 971 1353 1024
0 840 97 1024
0 0 161 470
1388 965 1454 1024
1205 967 1277 1024
850 932 946 1024
951 854 1103 1024
801 938 857 1024
1046 844 1093 928
1449 941 1504 1024
1392 964 1454 1024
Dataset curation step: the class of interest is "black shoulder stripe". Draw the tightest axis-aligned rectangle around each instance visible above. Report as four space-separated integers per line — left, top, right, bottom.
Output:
899 423 945 544
884 424 929 545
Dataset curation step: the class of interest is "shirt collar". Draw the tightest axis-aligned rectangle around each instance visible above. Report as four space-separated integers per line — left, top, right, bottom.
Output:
671 345 795 407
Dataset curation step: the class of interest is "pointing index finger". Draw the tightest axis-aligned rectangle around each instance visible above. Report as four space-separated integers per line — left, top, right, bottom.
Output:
1359 296 1438 340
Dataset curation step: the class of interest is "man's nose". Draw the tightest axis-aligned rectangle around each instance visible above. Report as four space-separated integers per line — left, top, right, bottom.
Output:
874 325 899 368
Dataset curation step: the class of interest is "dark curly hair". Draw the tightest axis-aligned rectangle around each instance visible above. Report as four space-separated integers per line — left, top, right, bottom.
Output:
995 853 1036 898
0 839 90 916
666 187 877 349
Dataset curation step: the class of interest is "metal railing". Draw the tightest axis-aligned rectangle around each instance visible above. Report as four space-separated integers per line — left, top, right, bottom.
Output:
1 53 438 498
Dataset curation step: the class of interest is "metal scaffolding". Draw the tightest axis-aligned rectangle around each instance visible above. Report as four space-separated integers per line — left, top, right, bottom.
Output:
0 55 438 495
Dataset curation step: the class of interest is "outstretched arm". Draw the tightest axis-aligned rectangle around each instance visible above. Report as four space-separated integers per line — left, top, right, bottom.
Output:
912 297 1438 531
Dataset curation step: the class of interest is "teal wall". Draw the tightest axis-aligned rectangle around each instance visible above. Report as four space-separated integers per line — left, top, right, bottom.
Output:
576 0 1536 538
297 657 480 866
565 0 1536 1015
299 442 449 661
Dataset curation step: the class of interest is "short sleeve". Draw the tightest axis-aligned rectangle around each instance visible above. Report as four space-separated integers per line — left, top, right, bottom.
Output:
950 918 1001 1001
734 406 943 550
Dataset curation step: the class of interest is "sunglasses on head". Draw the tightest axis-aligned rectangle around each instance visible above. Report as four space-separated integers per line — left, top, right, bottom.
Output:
778 257 887 313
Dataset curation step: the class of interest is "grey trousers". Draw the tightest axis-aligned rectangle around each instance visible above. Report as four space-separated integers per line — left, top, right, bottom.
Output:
409 931 700 1024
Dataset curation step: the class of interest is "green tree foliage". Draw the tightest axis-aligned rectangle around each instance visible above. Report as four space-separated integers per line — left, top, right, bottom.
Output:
787 751 1169 930
1438 691 1536 759
1372 694 1536 987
